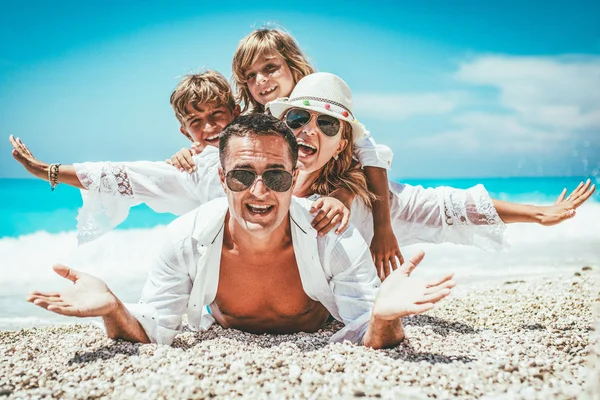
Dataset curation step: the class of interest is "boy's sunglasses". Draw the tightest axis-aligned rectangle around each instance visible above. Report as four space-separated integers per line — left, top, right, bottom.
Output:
284 108 341 137
225 169 294 192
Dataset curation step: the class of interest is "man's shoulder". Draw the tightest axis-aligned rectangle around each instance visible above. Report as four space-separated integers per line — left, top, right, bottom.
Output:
166 197 228 245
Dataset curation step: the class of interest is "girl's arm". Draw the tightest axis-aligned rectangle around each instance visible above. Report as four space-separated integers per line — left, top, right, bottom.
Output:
364 167 404 281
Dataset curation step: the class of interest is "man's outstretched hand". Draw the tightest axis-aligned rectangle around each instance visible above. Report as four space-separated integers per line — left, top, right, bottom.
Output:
27 265 119 318
373 251 455 320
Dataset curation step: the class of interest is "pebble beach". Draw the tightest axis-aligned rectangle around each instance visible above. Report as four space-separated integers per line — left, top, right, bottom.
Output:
1 268 598 400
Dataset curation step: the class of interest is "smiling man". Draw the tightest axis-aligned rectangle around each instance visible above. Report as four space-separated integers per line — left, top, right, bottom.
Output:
27 114 455 348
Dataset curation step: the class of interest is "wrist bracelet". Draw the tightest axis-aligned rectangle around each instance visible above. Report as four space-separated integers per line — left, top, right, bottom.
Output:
48 163 61 191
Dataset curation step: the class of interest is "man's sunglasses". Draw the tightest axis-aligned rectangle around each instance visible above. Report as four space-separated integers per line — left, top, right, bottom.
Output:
225 169 294 192
284 108 341 137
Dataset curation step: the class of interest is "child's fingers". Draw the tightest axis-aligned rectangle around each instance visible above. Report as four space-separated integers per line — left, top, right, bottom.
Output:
389 256 398 272
335 209 350 234
310 198 325 214
318 213 341 236
396 250 405 265
314 210 336 234
191 142 202 154
175 152 194 173
182 150 196 172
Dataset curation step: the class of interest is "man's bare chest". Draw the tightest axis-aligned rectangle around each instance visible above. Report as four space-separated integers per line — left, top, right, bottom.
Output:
215 247 314 317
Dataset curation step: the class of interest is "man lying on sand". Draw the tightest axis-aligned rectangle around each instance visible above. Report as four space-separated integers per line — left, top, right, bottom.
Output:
27 114 456 349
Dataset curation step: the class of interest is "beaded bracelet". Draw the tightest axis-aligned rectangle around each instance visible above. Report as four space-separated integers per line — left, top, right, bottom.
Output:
48 163 61 191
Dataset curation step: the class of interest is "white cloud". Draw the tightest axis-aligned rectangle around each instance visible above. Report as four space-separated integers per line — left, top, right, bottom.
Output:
455 55 600 130
353 92 462 120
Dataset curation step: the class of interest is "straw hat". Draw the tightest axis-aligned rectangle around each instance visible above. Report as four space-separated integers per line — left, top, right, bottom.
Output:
266 72 365 141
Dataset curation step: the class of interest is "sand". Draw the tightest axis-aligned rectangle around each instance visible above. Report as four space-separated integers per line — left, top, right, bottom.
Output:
1 268 598 400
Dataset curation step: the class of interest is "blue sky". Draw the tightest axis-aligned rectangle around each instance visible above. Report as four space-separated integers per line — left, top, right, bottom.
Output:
1 0 599 179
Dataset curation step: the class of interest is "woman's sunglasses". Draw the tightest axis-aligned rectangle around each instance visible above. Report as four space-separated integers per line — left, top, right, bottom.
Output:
284 108 341 137
225 169 294 192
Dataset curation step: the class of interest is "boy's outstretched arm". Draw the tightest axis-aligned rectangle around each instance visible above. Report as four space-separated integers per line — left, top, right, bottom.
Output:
492 180 596 226
364 166 404 280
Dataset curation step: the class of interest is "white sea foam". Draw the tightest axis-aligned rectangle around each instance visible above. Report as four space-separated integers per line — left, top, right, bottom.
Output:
1 203 599 330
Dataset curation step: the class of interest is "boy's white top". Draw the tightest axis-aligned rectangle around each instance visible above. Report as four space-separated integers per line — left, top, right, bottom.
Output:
73 146 506 248
125 196 380 345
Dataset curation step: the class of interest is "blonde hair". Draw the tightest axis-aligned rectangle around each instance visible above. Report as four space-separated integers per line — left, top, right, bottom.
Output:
310 122 376 208
170 70 236 125
232 28 315 114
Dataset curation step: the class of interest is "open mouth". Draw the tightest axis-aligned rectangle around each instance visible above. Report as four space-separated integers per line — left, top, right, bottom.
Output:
260 86 278 96
297 140 317 157
246 203 274 215
205 134 220 144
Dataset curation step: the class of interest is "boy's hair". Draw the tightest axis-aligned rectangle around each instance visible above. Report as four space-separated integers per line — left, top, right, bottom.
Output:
232 28 315 115
310 122 376 208
170 70 236 125
219 114 298 169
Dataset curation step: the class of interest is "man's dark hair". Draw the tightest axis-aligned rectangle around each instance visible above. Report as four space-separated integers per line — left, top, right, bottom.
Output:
219 114 298 168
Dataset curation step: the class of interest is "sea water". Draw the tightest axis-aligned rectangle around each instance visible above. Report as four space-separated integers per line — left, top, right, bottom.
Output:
1 177 599 330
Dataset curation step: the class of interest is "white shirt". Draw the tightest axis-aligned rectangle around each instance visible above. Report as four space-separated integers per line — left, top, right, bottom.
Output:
126 197 381 345
74 146 506 249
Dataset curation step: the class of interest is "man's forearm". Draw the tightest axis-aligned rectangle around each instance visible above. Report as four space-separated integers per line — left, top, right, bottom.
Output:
364 167 392 228
362 313 404 349
103 300 151 344
492 199 542 224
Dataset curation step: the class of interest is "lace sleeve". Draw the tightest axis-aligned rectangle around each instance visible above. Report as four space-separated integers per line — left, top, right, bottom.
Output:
389 182 507 250
443 184 507 250
75 162 140 244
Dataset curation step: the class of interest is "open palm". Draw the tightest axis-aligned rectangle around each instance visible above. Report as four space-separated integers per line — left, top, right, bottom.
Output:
27 265 118 318
373 251 455 320
537 179 596 226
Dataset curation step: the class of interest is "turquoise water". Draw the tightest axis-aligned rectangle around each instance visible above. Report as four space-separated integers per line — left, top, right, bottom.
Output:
1 176 598 238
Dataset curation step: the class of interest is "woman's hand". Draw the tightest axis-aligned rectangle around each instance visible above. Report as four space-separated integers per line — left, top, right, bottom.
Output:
165 142 203 173
9 135 48 179
310 196 351 236
370 224 404 281
537 179 596 226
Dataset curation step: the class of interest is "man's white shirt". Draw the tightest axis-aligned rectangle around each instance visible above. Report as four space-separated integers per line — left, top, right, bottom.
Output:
126 196 381 346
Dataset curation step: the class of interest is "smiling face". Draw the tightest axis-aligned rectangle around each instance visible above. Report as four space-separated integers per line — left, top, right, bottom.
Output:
180 102 239 149
219 134 297 236
245 54 296 106
284 110 348 173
